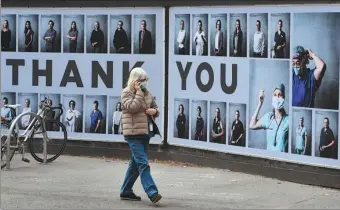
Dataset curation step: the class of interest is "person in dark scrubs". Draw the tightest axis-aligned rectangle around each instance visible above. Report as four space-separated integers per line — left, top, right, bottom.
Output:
272 19 286 58
194 106 204 141
90 100 103 133
1 20 12 51
230 110 244 146
176 104 186 139
232 19 243 57
43 20 57 52
24 20 34 52
319 117 337 159
67 21 78 53
90 21 104 53
211 107 224 144
113 20 129 53
292 46 326 108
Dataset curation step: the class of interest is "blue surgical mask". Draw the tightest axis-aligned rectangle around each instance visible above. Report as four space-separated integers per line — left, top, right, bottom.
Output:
293 67 301 76
272 96 285 110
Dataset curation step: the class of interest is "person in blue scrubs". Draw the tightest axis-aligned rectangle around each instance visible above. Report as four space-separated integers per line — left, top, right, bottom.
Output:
292 46 326 108
1 97 13 122
295 117 308 155
90 100 103 133
249 83 289 152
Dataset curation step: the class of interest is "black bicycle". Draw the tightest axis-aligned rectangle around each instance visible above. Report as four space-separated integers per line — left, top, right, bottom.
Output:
1 96 67 169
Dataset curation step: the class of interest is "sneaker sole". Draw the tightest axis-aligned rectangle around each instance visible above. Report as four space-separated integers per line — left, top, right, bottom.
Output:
151 194 162 203
120 197 141 201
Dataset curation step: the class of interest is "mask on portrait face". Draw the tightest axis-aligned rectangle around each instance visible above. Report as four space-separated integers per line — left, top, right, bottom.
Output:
272 96 285 110
293 67 301 76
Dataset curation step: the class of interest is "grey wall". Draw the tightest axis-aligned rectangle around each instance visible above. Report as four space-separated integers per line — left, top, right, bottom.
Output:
84 95 107 134
228 103 247 146
1 14 17 51
210 14 227 56
315 111 338 158
291 109 312 156
229 13 247 57
86 15 108 53
209 101 226 143
173 98 190 139
174 14 190 55
248 60 290 149
63 15 85 53
133 14 156 54
190 100 207 141
269 13 290 59
18 14 38 52
108 96 121 134
40 15 61 53
1 92 16 108
191 14 208 56
292 13 340 110
110 15 131 54
249 13 268 58
62 94 83 133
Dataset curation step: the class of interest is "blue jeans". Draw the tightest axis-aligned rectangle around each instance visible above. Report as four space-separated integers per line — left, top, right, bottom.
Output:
120 135 158 198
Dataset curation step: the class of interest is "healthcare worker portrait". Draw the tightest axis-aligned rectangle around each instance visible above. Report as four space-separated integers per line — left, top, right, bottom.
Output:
292 45 326 108
249 83 289 152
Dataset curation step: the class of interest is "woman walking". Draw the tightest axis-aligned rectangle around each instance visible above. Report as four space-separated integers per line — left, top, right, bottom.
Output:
120 67 162 203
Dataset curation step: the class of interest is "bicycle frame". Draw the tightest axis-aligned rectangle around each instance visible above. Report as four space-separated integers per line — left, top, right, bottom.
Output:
4 100 64 170
5 111 47 169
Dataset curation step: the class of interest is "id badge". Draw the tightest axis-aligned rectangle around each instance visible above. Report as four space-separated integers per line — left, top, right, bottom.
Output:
149 122 154 131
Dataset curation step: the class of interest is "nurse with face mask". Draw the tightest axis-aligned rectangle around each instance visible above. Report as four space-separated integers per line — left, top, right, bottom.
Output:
249 83 289 152
292 46 326 108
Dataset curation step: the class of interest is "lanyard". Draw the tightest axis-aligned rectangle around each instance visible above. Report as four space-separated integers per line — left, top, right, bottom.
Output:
268 115 284 147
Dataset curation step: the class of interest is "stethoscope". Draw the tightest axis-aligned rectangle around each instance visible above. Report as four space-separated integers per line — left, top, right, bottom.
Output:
267 115 284 147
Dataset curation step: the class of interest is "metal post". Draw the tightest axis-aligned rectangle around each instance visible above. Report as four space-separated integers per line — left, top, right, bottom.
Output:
42 122 47 164
5 111 44 169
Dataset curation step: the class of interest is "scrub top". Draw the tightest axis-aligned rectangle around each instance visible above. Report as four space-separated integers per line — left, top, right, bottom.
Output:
296 126 307 150
259 112 289 152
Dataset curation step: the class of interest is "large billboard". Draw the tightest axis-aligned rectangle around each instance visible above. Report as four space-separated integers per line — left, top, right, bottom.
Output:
169 5 340 168
1 8 165 143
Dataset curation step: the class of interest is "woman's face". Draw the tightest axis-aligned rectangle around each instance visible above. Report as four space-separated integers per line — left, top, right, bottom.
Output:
197 22 202 31
72 22 76 29
179 105 183 114
215 109 219 118
236 21 240 29
94 22 99 30
116 103 121 110
26 22 30 29
138 74 148 83
273 89 284 99
3 21 8 28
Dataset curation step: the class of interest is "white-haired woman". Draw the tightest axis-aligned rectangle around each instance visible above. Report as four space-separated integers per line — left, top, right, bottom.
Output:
119 67 162 203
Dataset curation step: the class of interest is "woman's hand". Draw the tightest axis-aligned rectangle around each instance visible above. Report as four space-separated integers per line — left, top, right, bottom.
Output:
134 81 141 91
258 90 264 106
145 108 157 116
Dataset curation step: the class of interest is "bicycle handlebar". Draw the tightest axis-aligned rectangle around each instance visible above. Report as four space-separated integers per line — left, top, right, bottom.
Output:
50 105 64 118
40 97 64 118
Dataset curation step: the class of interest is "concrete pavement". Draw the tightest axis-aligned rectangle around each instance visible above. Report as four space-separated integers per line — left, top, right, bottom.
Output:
1 155 340 209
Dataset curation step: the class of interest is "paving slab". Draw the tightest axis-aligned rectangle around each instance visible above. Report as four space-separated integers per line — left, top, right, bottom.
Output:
1 155 340 209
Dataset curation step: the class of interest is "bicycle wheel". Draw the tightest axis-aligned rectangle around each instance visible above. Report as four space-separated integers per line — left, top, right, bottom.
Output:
29 119 67 163
1 123 18 169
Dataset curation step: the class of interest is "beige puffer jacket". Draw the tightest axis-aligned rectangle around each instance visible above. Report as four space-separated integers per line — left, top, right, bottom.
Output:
121 87 160 136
